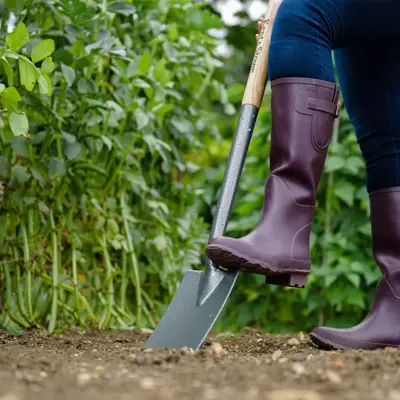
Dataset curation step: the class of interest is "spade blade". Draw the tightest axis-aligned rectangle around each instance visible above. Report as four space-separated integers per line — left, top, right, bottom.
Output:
144 269 238 350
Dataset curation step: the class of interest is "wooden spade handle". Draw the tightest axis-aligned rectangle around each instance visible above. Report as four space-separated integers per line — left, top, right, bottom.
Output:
242 0 282 108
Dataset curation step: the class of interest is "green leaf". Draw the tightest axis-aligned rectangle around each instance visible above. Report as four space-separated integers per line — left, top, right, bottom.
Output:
325 155 345 173
138 52 152 75
31 39 55 63
2 59 14 87
31 168 45 188
48 158 66 180
6 22 29 52
9 112 28 136
107 219 119 234
346 289 365 308
134 78 151 89
39 75 53 96
11 136 29 157
0 157 10 178
61 63 76 87
153 235 167 251
107 2 136 16
167 23 179 42
334 180 356 207
63 141 81 160
358 223 371 236
2 87 22 104
347 273 361 288
4 0 26 12
19 58 37 91
135 109 149 130
11 165 29 183
38 201 49 214
153 59 166 81
41 57 55 74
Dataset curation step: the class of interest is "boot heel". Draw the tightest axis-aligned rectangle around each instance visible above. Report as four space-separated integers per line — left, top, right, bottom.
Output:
265 272 308 288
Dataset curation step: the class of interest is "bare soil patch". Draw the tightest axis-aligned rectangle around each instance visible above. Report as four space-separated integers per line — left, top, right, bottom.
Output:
0 328 398 400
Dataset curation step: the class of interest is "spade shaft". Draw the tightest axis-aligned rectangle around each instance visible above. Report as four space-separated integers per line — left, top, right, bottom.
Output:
144 0 283 350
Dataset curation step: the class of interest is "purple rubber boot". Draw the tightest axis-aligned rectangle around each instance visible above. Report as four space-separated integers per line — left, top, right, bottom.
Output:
205 77 341 288
311 188 400 350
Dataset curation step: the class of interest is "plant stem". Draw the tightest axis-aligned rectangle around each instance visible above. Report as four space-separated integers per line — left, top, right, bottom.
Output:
21 220 33 321
120 251 127 310
71 239 82 326
12 245 30 324
3 263 29 328
99 234 114 329
48 209 58 333
121 192 142 327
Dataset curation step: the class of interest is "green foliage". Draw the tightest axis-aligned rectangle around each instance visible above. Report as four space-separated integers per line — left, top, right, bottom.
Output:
0 0 227 331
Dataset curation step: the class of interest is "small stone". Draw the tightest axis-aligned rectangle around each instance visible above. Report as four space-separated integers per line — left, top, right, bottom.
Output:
267 389 322 400
306 354 313 361
77 373 93 386
139 328 154 335
333 359 344 369
140 377 155 390
292 363 306 376
135 356 146 365
278 357 288 364
95 365 104 371
39 371 48 378
181 347 195 355
272 350 283 361
388 390 400 400
288 338 300 346
298 332 307 342
325 370 342 384
210 342 225 356
143 348 153 353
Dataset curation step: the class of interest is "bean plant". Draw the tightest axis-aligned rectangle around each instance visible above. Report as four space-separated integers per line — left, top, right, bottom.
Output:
0 0 229 331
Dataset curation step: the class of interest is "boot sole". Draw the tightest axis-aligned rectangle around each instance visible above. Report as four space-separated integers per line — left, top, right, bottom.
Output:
309 332 400 350
309 332 344 350
206 245 308 289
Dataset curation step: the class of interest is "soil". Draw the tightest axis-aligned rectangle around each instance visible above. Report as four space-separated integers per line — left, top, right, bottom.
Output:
0 328 399 400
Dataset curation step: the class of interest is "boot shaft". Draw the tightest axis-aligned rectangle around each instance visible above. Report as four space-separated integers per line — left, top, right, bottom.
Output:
370 187 400 291
270 77 340 206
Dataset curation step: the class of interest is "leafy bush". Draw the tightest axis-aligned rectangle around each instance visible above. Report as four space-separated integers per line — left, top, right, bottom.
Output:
0 0 229 331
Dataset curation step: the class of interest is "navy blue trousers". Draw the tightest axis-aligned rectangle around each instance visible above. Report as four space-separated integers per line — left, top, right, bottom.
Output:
269 0 400 193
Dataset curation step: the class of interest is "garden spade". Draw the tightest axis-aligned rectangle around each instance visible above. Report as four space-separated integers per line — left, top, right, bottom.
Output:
144 0 282 350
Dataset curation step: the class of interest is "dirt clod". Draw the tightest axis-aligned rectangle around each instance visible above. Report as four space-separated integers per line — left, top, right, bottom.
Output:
272 349 283 361
210 342 225 356
288 338 300 346
325 370 342 384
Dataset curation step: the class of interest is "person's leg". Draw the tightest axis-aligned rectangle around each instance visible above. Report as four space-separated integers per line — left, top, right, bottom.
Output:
335 41 400 192
206 0 400 287
268 0 400 83
310 41 400 350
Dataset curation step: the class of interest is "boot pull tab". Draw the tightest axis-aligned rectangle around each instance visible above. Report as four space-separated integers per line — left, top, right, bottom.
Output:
307 98 342 118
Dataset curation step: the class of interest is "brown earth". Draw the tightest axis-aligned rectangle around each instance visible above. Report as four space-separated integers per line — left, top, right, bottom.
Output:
0 328 399 400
